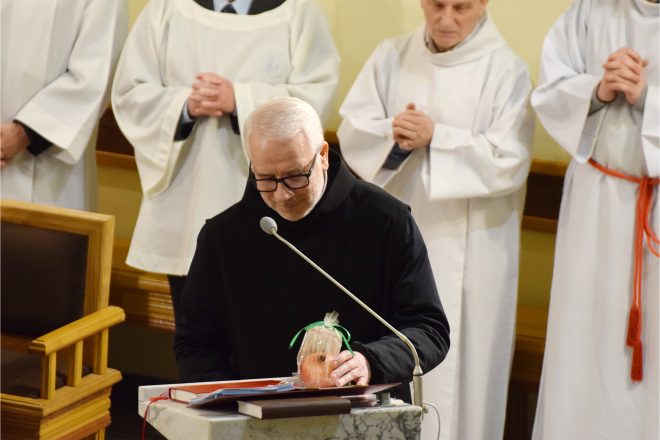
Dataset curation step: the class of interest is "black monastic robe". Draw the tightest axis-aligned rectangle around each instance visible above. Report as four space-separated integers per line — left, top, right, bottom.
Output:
174 151 450 401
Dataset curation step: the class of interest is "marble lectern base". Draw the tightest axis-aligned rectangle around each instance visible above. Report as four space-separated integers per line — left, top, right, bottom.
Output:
138 382 422 440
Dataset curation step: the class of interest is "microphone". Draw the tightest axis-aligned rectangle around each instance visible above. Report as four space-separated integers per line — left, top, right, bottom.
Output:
259 216 425 411
259 216 278 235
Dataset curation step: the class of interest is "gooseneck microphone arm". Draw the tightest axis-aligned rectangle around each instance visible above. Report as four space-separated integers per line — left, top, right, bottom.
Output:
259 216 425 410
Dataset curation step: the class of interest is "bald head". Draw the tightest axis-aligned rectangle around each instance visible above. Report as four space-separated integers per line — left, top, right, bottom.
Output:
244 97 324 161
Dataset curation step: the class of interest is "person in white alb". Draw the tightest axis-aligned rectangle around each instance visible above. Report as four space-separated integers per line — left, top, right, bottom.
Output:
111 0 340 327
531 0 659 439
337 1 534 439
0 0 128 210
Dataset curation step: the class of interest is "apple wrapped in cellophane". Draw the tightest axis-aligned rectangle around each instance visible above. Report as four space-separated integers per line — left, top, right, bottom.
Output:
290 311 352 389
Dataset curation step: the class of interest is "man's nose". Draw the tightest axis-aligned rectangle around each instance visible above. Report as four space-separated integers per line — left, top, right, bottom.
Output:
272 183 293 202
438 9 455 25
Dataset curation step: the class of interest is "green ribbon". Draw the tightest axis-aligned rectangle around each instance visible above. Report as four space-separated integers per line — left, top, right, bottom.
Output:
289 320 354 355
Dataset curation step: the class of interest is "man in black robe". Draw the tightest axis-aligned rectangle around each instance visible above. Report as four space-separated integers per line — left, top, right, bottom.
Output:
174 97 450 401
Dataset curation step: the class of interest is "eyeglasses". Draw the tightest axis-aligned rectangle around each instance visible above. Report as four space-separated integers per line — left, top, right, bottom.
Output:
249 153 318 193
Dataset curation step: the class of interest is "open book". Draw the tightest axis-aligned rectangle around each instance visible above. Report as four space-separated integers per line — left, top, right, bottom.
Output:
169 379 294 405
169 379 400 408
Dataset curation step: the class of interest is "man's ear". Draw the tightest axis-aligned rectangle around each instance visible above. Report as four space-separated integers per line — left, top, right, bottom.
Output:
320 142 330 169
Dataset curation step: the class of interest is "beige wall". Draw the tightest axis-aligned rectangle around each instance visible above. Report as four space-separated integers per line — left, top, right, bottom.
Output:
98 166 141 242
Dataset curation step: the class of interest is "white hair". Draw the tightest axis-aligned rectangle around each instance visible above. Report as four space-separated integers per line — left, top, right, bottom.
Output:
244 97 324 158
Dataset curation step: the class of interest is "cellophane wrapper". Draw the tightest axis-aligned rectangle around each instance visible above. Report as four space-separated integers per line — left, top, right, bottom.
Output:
296 311 342 388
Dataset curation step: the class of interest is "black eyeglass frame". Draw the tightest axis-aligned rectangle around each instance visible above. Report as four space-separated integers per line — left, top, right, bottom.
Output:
249 153 319 193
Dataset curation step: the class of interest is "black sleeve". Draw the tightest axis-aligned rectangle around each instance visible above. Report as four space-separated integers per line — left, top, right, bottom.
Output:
173 112 239 140
358 211 450 385
382 143 413 170
174 225 238 382
229 112 240 135
173 112 196 141
14 121 53 156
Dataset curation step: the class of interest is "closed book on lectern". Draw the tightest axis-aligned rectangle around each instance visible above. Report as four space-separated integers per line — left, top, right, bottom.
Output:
238 396 351 419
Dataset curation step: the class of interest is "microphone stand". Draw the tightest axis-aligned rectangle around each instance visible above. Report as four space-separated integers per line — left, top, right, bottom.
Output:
262 220 426 412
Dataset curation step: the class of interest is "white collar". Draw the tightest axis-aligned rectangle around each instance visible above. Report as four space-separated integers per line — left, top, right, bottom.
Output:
422 12 507 67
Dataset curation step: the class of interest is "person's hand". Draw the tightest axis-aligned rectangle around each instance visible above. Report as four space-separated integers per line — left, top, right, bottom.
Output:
187 72 236 118
392 103 434 150
0 122 29 170
329 350 371 387
597 47 648 105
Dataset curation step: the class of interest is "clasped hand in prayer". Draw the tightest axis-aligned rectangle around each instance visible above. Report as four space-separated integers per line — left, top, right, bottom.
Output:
187 72 236 118
597 47 648 105
392 103 435 150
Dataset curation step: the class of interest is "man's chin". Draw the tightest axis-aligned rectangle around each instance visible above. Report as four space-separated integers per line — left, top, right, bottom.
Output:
274 207 304 222
433 35 460 52
270 199 318 222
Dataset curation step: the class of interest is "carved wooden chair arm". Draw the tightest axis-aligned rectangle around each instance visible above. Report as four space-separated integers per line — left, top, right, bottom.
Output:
27 306 125 399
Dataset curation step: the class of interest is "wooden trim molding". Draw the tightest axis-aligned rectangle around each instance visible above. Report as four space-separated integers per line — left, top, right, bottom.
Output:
110 268 173 332
97 108 132 156
108 241 174 332
530 159 567 177
511 304 547 387
96 151 136 169
504 304 547 438
324 130 339 145
522 216 558 234
96 147 563 233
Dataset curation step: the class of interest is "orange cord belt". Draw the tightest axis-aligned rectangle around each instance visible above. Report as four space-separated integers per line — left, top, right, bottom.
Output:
588 158 659 381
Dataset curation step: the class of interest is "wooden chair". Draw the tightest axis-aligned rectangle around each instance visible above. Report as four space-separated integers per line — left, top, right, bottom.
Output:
1 199 125 439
